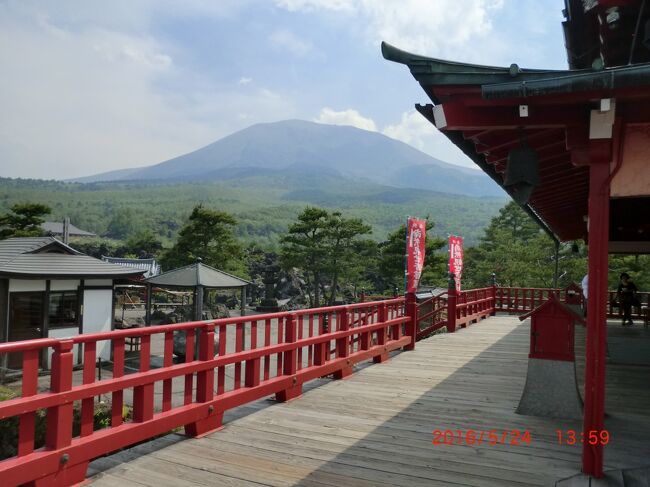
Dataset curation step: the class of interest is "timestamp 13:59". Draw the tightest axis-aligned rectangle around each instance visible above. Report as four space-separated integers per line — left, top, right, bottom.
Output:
556 430 609 445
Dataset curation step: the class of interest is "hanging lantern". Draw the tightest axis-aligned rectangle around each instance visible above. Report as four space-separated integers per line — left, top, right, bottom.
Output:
504 137 539 205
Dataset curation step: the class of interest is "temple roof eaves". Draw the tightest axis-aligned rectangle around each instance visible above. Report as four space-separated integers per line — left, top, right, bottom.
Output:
381 41 569 87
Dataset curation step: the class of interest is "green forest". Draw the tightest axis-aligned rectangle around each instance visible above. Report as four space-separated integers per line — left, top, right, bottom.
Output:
1 177 648 297
0 176 505 247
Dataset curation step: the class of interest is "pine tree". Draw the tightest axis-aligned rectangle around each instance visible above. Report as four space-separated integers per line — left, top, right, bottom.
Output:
0 203 51 239
160 205 243 273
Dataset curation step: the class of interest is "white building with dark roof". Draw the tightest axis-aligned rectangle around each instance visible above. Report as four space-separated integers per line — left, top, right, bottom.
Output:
0 237 144 369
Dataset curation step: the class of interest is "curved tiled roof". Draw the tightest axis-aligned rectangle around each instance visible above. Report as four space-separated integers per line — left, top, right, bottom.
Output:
0 237 144 278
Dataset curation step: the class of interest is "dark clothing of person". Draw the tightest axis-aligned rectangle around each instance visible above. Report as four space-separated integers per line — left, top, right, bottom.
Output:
617 281 638 324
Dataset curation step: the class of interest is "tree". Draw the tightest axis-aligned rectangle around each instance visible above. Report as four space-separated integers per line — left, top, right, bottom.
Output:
0 203 51 239
374 220 446 292
70 239 118 259
280 207 372 307
608 254 650 291
160 205 244 273
104 208 140 239
463 202 587 288
123 230 163 258
321 212 372 305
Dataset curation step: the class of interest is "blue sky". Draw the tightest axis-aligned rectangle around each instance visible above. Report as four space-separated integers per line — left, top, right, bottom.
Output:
0 0 566 179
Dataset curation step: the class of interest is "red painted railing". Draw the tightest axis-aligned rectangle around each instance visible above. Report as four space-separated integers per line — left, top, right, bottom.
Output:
607 291 650 321
415 291 448 339
455 287 496 328
495 287 565 314
415 286 497 338
496 286 649 321
3 283 628 486
0 299 407 486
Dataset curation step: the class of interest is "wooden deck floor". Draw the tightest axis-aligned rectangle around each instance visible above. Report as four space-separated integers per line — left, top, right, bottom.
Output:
87 315 650 487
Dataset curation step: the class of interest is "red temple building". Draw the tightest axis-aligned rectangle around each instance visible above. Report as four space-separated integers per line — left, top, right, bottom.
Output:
383 0 650 478
2 1 650 486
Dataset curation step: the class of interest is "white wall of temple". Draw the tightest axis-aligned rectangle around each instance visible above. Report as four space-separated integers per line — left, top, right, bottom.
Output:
50 280 80 291
8 279 46 293
82 288 113 360
85 279 113 287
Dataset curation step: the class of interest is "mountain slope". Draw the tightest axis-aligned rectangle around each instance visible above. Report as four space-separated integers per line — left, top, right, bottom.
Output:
76 120 503 197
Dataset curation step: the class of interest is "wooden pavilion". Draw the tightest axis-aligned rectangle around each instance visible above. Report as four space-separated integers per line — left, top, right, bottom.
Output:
144 261 251 320
383 0 650 477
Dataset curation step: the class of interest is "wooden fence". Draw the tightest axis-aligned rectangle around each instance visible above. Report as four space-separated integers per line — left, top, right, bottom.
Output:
1 283 640 486
0 299 408 486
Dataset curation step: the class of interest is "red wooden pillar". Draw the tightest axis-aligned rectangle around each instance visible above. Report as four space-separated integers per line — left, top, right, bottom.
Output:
334 308 353 379
447 273 457 333
38 340 89 486
18 349 39 457
313 314 327 367
276 314 302 400
581 152 611 478
373 302 389 363
46 341 74 450
185 324 222 437
404 292 417 351
133 335 153 423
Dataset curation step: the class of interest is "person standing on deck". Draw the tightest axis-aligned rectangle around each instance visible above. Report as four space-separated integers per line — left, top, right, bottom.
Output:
617 272 638 326
581 274 588 317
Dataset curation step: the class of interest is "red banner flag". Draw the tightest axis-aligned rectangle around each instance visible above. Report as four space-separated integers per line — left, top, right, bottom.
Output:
406 218 427 293
448 235 463 292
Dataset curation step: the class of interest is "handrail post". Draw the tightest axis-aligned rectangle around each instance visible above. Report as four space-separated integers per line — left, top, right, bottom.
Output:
447 273 457 333
46 340 74 450
44 339 89 485
133 334 153 423
405 292 417 351
185 323 222 437
314 313 327 366
276 314 302 401
334 308 353 379
491 273 497 316
373 302 389 363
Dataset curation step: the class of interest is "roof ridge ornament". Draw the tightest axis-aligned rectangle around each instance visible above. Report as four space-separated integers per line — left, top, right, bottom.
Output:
509 63 520 77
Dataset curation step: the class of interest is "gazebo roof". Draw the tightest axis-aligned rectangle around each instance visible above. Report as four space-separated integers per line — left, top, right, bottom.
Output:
144 261 250 289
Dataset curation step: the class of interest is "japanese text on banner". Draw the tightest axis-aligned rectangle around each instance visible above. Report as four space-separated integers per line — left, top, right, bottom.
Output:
449 235 463 292
406 218 427 293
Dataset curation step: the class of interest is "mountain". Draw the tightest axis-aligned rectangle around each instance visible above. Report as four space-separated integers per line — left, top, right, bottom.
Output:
75 120 504 197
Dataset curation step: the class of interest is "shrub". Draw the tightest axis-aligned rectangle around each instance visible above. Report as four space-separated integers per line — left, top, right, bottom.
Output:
0 396 131 460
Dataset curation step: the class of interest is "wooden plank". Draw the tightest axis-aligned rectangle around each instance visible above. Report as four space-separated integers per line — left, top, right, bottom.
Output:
88 315 650 487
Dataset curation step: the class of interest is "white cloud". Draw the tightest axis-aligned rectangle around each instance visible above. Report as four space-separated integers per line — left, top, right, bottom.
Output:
274 0 355 12
238 77 253 85
269 29 313 56
315 107 377 132
383 111 431 150
0 2 296 179
314 107 476 168
275 0 505 60
383 111 476 168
